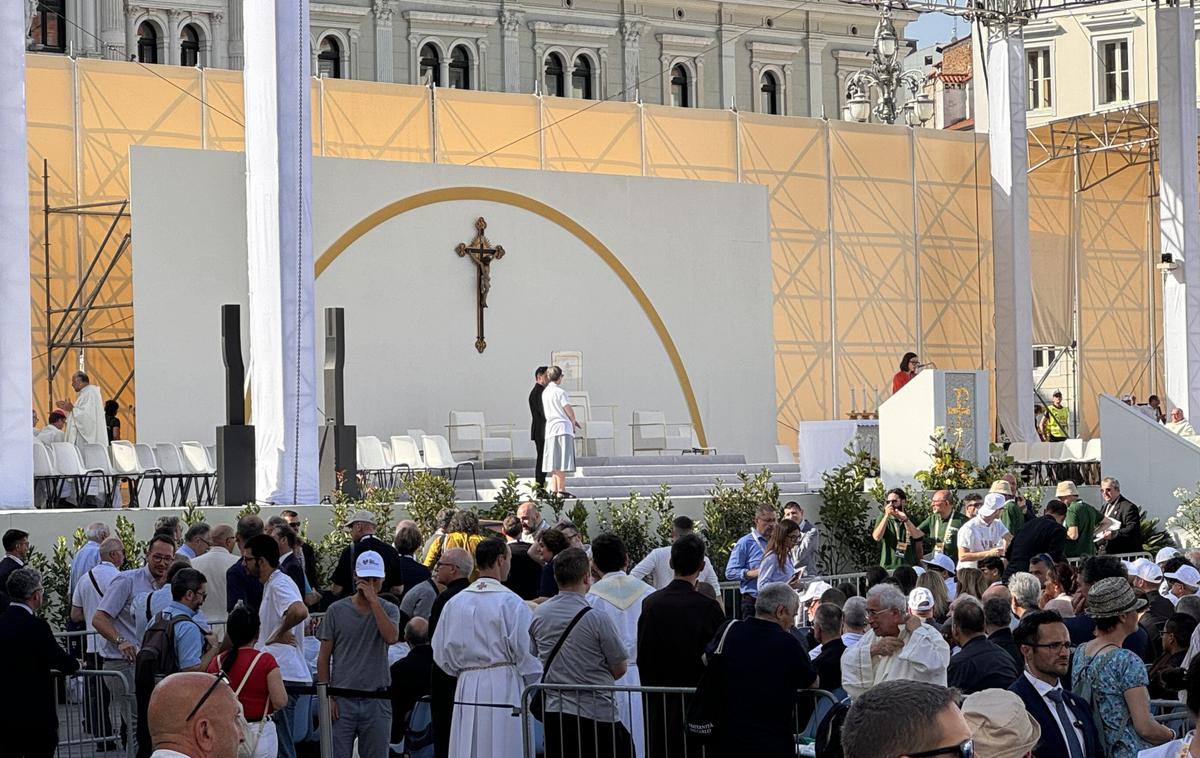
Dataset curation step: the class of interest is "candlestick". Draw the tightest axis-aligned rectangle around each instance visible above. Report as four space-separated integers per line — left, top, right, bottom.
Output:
850 387 857 413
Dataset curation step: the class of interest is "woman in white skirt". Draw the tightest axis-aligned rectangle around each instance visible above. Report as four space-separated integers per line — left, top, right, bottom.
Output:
540 366 580 496
208 604 289 758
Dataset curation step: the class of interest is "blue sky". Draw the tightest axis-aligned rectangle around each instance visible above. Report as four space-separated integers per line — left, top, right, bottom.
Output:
906 12 964 49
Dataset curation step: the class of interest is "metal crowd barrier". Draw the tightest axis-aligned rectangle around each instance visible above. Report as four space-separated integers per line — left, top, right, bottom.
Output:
1151 699 1192 738
519 683 840 758
53 669 131 758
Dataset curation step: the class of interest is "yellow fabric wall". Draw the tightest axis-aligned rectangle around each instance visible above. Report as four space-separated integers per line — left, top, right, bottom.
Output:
26 54 1124 445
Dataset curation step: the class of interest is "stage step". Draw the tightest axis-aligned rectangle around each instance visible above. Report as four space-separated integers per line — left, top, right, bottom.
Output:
473 463 800 478
481 454 749 469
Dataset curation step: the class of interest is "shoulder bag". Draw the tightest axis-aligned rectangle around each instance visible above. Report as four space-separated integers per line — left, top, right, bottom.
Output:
529 606 591 722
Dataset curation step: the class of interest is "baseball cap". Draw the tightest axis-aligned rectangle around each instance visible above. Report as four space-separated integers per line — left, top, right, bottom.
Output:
346 509 375 527
1130 558 1163 583
1156 547 1182 564
1165 565 1200 589
908 587 935 613
921 553 957 575
355 550 385 579
798 580 833 605
979 492 1006 518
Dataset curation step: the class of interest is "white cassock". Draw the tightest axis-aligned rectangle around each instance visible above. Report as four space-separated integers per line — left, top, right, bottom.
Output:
36 425 65 445
66 383 107 498
840 623 950 700
587 571 653 758
432 577 542 758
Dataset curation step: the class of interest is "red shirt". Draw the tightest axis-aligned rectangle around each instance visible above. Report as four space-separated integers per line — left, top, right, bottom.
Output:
207 647 279 721
892 370 913 394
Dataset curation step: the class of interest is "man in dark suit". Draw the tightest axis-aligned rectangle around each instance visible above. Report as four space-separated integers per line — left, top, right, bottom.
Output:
280 509 321 591
983 595 1024 674
0 528 30 608
1010 610 1101 758
637 534 727 758
389 617 434 747
1005 501 1067 578
1100 477 1143 555
330 510 405 598
947 598 1019 694
0 566 80 757
810 602 847 693
393 520 433 594
528 366 548 490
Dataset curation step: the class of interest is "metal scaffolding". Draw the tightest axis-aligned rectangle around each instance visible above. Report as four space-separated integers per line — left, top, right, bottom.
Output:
41 158 133 409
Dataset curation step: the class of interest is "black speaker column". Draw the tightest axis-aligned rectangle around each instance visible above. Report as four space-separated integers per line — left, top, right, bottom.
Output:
216 304 256 505
319 307 358 499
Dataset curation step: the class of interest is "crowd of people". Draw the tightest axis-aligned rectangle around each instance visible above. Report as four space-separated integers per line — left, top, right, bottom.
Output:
2 474 1198 758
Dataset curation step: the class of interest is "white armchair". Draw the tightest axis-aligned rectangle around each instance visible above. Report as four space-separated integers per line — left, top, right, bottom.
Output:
446 411 513 464
569 391 615 456
631 410 693 455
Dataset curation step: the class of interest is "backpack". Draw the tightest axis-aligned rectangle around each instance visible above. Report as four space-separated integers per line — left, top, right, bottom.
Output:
133 612 203 758
813 700 852 758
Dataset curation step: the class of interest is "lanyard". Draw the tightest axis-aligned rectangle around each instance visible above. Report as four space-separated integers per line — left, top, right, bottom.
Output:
1178 734 1194 758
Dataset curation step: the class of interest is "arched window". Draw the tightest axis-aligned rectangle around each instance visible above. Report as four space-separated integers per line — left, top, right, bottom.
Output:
318 37 342 79
419 43 441 86
137 21 159 64
760 70 780 115
449 46 470 89
670 64 690 107
30 0 66 52
571 56 594 99
544 53 566 97
179 24 200 67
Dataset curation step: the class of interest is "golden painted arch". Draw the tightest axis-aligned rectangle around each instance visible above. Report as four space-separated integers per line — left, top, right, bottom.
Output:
315 186 708 448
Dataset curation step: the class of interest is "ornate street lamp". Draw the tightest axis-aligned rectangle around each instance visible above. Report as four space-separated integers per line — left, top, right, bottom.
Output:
845 4 936 126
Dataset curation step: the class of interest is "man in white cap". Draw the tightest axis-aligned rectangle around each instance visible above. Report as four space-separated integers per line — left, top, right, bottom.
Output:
955 493 1011 570
330 510 403 599
1165 564 1200 606
1057 481 1099 559
797 580 833 628
908 587 938 626
1131 558 1174 655
432 537 541 758
921 553 958 601
317 550 401 758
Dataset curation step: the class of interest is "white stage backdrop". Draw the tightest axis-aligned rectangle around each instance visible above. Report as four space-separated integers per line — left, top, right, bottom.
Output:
130 148 776 468
0 3 32 508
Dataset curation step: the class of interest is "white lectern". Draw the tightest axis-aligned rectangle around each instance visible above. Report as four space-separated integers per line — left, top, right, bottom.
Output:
879 370 991 488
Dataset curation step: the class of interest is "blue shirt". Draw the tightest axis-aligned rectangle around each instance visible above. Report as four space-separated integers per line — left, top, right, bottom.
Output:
757 551 794 592
135 585 211 642
69 541 101 595
177 544 197 560
725 529 768 596
165 600 205 670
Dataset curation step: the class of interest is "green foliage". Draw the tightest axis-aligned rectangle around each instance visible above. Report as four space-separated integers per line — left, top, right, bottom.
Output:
72 528 87 551
978 444 1019 484
181 501 205 527
1142 517 1174 553
914 428 985 490
235 503 262 521
43 537 72 629
817 447 879 575
401 472 456 535
565 500 591 542
116 514 146 567
1168 484 1200 547
482 472 524 521
595 493 656 565
700 469 780 574
537 490 567 521
649 484 676 547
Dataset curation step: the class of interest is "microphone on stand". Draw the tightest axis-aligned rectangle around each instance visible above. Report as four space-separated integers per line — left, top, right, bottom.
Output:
916 361 937 369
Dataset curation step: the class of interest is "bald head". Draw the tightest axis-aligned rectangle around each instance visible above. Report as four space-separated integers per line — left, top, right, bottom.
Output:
982 583 1011 604
148 672 242 758
405 617 430 646
441 548 473 580
209 524 235 547
99 537 125 564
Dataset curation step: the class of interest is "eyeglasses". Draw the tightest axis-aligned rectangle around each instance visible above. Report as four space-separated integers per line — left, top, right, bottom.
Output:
886 499 902 505
148 553 174 563
865 607 897 618
908 740 974 758
288 522 301 530
1027 641 1073 652
186 671 228 722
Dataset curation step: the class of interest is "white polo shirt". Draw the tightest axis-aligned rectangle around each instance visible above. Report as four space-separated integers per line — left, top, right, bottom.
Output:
71 561 120 654
954 516 1009 569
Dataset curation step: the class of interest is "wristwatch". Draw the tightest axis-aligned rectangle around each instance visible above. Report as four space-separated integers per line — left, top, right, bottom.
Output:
116 636 127 645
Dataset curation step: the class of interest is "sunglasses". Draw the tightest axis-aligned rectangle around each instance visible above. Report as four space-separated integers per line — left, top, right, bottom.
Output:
186 671 228 722
908 739 974 758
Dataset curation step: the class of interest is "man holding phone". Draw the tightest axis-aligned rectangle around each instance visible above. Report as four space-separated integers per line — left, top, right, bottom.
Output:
872 488 924 570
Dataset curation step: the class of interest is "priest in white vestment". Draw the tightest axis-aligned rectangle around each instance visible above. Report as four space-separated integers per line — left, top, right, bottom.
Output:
432 538 541 758
841 584 949 699
587 535 653 758
58 371 107 501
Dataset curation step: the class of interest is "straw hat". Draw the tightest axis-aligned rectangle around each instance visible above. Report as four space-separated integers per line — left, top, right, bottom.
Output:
1054 481 1078 498
989 480 1014 497
1087 576 1147 618
961 689 1041 758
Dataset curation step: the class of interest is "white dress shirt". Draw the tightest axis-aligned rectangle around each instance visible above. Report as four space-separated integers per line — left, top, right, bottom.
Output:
1023 671 1087 753
629 545 721 597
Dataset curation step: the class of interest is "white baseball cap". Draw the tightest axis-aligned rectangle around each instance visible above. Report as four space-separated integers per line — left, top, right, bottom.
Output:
1130 558 1163 583
979 492 1006 518
1165 565 1200 589
1156 547 1181 564
922 553 957 576
355 550 386 579
908 587 935 613
798 580 833 605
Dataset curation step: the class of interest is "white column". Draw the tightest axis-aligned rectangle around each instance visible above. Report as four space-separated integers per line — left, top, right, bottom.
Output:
621 20 643 101
243 0 319 504
80 0 97 56
125 5 140 61
1 0 33 508
373 0 394 83
167 9 181 65
348 30 359 79
100 0 124 58
212 11 227 69
806 38 827 118
1158 5 1200 419
501 9 522 92
987 29 1036 442
227 0 243 69
719 25 736 108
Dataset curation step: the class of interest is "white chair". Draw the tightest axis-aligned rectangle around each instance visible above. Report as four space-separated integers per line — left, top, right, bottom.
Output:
32 441 61 508
1058 438 1086 482
422 434 478 499
205 444 217 470
630 410 693 455
135 443 168 506
179 441 217 506
80 442 120 507
390 436 426 471
50 442 106 507
357 435 407 488
109 440 150 507
154 443 196 506
568 392 615 457
406 429 428 461
446 412 513 464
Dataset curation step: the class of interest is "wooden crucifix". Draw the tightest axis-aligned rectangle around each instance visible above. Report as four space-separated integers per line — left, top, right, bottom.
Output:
455 216 506 353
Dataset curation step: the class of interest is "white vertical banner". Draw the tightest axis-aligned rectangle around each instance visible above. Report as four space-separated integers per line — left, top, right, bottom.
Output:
0 2 33 508
244 0 319 504
1157 5 1200 420
987 30 1037 442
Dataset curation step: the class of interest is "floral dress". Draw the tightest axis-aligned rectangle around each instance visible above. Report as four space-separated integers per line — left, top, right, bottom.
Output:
1072 643 1152 758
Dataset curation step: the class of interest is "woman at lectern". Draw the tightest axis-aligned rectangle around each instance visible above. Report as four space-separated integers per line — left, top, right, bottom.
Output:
892 352 920 394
